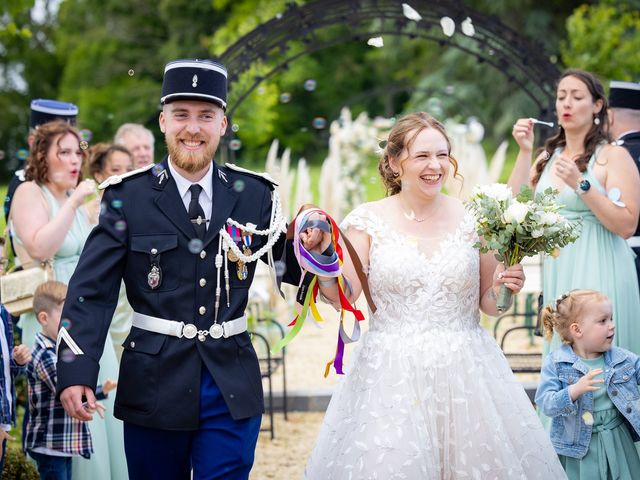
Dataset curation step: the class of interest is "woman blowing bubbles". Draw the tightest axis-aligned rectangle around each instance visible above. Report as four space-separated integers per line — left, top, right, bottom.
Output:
301 112 566 479
508 69 640 361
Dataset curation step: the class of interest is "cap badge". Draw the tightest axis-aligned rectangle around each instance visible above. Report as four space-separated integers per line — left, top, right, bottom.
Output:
192 75 198 88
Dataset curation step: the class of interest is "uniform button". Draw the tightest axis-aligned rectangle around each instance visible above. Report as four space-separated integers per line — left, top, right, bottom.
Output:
199 306 206 315
627 407 633 413
200 250 206 259
130 341 136 348
623 375 629 381
199 278 206 287
150 248 158 255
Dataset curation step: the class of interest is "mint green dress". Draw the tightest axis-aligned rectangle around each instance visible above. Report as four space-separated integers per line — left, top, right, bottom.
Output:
14 185 128 480
559 356 640 479
538 148 640 357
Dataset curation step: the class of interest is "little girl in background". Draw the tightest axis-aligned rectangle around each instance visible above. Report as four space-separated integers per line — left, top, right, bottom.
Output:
535 289 640 479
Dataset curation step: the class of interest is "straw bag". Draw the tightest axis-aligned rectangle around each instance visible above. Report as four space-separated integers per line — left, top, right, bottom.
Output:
0 230 54 316
0 260 55 316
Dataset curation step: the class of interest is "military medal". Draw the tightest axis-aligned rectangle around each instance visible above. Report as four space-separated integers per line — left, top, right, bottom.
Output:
226 224 241 262
227 249 239 262
147 265 162 289
237 260 248 280
236 231 252 280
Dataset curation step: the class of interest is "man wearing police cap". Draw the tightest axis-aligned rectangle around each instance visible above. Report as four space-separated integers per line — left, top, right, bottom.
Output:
608 80 640 287
3 99 78 222
56 59 302 479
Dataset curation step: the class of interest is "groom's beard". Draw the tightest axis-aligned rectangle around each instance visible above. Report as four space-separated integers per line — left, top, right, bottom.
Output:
166 134 217 173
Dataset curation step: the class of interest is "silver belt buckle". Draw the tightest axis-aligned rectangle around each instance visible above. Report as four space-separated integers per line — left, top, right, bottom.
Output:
183 324 198 339
209 323 224 339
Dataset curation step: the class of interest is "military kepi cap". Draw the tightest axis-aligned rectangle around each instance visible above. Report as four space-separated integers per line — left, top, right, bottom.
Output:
161 59 227 109
29 99 78 129
609 81 640 110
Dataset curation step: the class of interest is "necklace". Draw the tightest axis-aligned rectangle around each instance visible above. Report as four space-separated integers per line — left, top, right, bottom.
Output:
399 196 440 223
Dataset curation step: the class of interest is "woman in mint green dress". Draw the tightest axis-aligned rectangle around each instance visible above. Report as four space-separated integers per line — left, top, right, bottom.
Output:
9 121 128 480
508 69 640 361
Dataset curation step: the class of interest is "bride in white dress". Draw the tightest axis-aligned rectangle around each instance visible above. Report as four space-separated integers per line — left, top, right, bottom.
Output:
303 113 567 479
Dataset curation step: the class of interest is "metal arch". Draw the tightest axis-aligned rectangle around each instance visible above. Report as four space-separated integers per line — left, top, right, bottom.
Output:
219 0 560 118
225 30 548 119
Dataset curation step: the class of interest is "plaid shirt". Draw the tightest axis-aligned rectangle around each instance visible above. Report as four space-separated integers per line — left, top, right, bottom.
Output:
0 305 24 427
25 332 92 457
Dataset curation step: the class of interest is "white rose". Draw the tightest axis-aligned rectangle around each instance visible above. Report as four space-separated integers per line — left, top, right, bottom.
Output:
531 228 544 238
481 183 512 202
503 201 529 224
540 212 559 225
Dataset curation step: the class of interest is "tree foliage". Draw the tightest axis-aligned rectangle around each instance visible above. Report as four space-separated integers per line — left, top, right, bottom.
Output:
561 3 640 80
0 0 634 176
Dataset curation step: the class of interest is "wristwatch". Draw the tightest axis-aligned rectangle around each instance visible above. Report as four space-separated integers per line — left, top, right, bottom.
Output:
575 178 591 195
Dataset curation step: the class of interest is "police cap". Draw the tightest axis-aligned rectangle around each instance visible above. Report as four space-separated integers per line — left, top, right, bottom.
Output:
160 59 227 110
609 81 640 110
29 99 78 129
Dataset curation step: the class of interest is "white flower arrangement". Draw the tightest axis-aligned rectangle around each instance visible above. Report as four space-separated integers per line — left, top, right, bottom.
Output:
466 184 581 312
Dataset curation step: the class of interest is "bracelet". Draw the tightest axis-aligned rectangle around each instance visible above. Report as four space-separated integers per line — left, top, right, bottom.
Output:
318 277 338 286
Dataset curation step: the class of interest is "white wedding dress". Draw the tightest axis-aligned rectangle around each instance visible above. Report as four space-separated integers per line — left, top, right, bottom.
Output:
304 204 566 480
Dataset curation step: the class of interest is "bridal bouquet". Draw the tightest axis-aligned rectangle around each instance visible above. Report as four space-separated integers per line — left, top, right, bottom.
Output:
466 184 581 312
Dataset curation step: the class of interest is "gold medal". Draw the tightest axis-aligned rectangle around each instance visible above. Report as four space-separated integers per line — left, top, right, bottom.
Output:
237 260 248 280
243 246 252 257
227 249 239 262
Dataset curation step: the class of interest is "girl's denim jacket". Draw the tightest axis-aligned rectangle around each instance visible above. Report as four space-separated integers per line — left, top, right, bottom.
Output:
535 344 640 458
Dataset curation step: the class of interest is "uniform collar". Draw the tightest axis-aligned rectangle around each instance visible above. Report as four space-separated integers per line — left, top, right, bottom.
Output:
167 157 213 203
617 130 640 140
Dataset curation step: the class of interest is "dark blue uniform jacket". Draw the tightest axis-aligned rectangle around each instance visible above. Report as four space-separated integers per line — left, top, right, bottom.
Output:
56 160 301 430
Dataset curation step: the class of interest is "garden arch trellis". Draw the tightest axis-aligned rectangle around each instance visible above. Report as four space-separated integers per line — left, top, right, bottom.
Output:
219 0 561 125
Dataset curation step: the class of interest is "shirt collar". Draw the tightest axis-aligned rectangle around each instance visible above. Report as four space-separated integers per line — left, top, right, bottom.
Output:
167 158 213 202
35 332 56 350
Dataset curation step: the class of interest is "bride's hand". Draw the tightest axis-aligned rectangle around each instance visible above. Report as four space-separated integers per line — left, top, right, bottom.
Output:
493 263 525 294
299 212 332 254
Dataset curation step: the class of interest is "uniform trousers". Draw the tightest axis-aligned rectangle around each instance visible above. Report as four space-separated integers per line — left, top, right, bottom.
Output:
124 363 261 480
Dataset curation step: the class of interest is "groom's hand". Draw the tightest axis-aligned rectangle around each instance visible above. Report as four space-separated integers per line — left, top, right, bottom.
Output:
60 385 96 421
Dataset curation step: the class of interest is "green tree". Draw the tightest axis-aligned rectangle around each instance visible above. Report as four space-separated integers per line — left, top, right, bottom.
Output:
0 0 62 178
561 3 640 80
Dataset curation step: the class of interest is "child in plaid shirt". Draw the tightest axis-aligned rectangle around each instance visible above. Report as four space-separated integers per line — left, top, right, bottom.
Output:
26 282 115 479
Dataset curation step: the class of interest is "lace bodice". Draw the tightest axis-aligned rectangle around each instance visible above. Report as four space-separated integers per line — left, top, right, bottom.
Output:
341 203 480 335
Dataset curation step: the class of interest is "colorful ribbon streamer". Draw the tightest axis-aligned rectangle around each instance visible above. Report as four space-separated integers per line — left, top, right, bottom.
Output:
271 208 365 376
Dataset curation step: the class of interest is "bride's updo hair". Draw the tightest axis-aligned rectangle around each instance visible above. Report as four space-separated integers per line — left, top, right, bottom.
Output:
378 112 459 196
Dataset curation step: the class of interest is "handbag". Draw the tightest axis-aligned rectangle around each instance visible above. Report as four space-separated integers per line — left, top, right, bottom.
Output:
0 230 55 316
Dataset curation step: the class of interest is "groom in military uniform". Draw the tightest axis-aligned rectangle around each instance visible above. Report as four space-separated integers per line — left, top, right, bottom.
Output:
57 59 301 479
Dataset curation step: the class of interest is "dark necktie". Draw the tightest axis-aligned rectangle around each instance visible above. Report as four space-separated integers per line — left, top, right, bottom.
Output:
188 184 206 239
